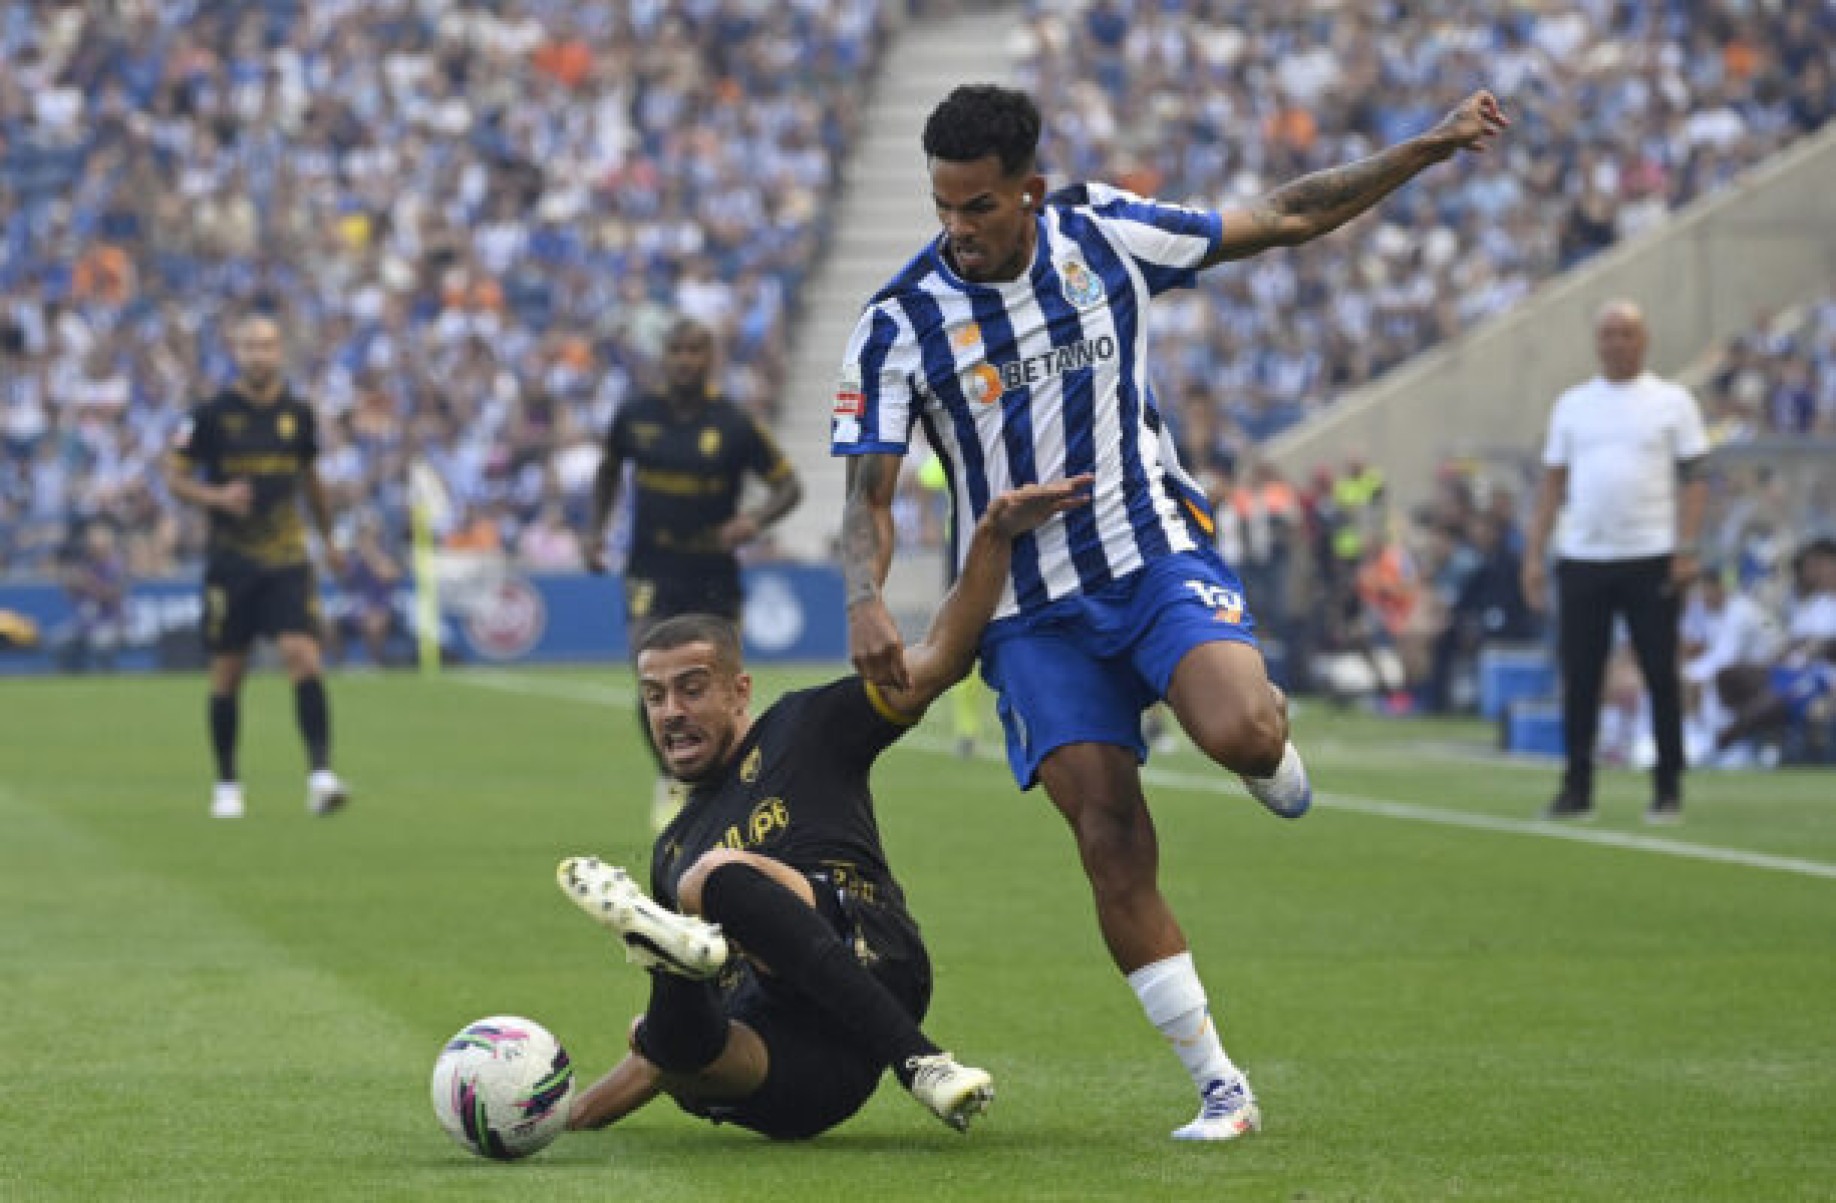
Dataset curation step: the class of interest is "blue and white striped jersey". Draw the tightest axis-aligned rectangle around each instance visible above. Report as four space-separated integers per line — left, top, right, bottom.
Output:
832 182 1223 620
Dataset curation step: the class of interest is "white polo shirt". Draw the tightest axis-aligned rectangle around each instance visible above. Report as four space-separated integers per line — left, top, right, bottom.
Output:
1542 371 1708 561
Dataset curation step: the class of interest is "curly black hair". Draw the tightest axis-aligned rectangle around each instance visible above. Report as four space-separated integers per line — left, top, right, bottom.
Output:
922 84 1041 177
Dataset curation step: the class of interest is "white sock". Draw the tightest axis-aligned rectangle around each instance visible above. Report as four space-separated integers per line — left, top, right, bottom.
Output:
1246 740 1296 785
1127 951 1242 1096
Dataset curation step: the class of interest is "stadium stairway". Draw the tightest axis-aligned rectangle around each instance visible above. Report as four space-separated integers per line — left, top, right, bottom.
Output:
774 3 1021 625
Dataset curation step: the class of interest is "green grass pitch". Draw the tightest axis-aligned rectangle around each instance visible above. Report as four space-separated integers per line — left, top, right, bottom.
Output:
2 666 1833 1201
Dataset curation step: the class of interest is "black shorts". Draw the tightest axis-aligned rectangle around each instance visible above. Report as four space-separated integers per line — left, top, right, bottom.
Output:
678 878 932 1141
625 561 743 648
203 560 320 653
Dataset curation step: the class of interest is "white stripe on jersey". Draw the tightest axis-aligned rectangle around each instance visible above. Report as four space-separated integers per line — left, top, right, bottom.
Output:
1063 204 1155 590
973 244 1084 605
909 283 1025 617
833 182 1225 620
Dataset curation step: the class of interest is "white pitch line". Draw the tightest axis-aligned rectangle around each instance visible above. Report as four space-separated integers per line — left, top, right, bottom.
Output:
455 671 1836 883
1136 761 1836 881
457 670 636 707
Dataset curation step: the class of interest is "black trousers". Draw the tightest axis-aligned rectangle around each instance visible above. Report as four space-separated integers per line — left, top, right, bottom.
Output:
1556 556 1683 799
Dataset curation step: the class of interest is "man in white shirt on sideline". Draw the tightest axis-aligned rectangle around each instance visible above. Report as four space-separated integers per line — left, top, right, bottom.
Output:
1522 300 1710 824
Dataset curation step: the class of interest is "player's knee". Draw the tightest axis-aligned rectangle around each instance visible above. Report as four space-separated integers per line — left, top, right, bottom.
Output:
279 639 322 679
631 1014 727 1076
208 654 246 692
1192 699 1285 777
676 850 755 916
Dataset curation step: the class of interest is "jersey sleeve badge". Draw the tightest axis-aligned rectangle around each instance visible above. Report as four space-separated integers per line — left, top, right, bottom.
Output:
833 363 864 417
832 363 864 444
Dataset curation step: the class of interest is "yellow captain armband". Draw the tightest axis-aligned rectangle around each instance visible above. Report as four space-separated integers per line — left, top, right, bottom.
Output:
863 680 920 727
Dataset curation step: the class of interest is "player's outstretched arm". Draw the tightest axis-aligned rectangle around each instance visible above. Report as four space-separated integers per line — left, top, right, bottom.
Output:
1207 90 1509 265
566 1049 664 1131
883 476 1094 718
842 451 910 690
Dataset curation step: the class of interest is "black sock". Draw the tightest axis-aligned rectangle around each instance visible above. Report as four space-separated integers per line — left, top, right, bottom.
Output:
632 973 729 1074
294 677 330 771
700 863 939 1085
209 693 239 782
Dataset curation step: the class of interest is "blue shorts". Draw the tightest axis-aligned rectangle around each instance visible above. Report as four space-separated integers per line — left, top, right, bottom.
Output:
979 549 1260 789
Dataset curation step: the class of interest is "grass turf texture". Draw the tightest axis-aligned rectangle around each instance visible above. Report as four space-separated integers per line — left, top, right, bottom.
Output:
2 666 1832 1201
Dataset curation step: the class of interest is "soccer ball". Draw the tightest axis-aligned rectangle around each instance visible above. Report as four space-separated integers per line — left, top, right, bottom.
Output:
430 1015 576 1160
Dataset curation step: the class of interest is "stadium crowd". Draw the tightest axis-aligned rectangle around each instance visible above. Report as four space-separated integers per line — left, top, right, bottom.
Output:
2 0 1833 734
1699 290 1836 442
1013 0 1836 445
0 0 886 580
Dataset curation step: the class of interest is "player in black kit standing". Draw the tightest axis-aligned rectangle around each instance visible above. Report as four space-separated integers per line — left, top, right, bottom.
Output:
165 314 349 819
582 317 802 831
556 475 1093 1140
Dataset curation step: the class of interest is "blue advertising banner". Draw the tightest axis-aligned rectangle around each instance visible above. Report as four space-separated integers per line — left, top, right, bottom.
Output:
0 565 846 675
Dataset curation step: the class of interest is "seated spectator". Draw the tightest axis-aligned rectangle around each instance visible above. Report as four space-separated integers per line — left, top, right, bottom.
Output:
517 501 584 571
327 515 406 669
55 519 126 672
1680 564 1784 752
1713 538 1836 760
1425 511 1539 714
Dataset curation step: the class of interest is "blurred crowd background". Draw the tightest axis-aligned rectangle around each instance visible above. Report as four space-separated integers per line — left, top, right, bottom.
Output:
3 0 1833 743
0 0 885 577
1014 0 1834 446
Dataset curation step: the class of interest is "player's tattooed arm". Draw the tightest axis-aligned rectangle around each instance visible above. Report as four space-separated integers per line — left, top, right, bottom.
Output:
841 453 900 604
1210 90 1508 264
843 452 910 690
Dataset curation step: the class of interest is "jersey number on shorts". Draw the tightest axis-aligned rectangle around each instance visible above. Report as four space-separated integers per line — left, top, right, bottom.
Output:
1183 580 1245 624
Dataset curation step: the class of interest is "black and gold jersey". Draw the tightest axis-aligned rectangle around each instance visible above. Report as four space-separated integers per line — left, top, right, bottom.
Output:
607 394 793 572
651 677 919 919
173 386 319 568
